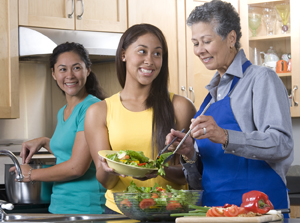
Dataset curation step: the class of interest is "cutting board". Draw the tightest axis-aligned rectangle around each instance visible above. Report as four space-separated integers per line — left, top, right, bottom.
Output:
175 213 283 223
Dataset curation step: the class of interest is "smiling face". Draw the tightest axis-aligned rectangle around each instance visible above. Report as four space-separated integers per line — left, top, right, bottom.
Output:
191 22 237 76
122 33 163 87
51 51 90 99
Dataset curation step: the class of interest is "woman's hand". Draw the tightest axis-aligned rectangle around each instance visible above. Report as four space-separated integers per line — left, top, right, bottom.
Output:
99 156 126 178
165 129 195 159
190 115 227 145
20 137 50 164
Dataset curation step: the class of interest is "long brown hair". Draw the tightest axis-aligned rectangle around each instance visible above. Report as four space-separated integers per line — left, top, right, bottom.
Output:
115 24 175 157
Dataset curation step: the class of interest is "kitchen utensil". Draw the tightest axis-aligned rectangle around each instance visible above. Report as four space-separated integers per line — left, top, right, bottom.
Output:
163 102 211 164
5 164 53 204
98 150 157 178
248 10 261 37
113 190 203 221
275 3 290 33
155 128 185 161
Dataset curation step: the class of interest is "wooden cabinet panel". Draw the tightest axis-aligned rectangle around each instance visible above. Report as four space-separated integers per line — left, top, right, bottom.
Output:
0 0 19 118
19 0 75 30
128 0 179 94
19 0 127 32
75 0 127 32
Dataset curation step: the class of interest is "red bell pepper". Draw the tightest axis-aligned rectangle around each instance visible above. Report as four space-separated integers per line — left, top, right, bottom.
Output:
240 190 274 214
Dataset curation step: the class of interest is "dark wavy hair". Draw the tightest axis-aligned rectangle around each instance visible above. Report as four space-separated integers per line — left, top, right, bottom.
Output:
50 42 105 100
115 24 175 156
187 0 242 51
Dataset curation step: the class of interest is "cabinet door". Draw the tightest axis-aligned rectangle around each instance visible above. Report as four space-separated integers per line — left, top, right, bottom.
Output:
240 0 300 117
75 0 127 32
184 0 216 109
128 0 179 94
0 0 19 118
19 0 75 30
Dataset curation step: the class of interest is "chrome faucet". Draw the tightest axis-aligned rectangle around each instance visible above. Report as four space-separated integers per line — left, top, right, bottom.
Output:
0 150 24 181
0 200 14 221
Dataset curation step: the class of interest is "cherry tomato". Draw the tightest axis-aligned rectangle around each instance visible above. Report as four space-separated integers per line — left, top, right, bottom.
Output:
166 202 182 210
210 207 225 217
120 199 131 208
139 199 156 210
223 205 240 217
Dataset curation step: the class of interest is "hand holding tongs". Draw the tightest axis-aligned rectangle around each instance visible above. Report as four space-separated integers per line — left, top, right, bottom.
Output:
163 102 211 164
155 128 185 161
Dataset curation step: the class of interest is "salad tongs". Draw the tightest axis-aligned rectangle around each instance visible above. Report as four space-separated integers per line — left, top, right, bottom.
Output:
155 128 185 161
163 102 211 164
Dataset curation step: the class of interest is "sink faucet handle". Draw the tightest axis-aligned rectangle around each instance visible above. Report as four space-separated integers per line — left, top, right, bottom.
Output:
1 203 14 210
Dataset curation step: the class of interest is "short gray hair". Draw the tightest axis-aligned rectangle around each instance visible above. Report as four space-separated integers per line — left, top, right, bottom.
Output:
187 0 242 51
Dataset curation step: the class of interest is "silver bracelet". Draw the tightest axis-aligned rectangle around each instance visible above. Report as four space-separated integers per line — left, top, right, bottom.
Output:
28 168 35 184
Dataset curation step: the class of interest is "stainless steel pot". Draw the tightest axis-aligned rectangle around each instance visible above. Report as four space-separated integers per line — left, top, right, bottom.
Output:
5 164 53 204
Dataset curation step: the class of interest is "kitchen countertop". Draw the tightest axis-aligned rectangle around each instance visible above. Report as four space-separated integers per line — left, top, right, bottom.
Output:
3 214 300 223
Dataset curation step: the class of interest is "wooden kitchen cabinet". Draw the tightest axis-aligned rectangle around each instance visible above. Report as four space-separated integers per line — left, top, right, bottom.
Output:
240 0 300 117
178 0 239 109
127 0 179 94
19 0 127 33
0 0 19 118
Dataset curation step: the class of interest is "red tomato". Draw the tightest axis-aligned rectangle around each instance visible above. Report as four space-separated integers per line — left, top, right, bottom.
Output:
210 207 225 217
137 163 147 166
166 202 182 210
139 199 156 210
223 205 240 217
237 206 246 215
156 187 165 192
151 193 159 198
120 199 131 208
223 203 232 208
206 209 214 217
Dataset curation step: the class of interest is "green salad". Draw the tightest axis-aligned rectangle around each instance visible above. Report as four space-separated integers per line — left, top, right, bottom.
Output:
106 150 172 176
114 181 202 221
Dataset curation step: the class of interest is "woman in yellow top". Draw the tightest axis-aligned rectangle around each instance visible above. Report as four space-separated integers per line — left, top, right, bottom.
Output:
85 23 196 214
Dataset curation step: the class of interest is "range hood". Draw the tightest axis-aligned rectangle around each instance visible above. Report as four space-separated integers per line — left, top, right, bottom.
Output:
19 27 122 63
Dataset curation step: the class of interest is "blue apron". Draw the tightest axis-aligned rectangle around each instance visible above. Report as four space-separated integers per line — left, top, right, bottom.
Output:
195 61 288 216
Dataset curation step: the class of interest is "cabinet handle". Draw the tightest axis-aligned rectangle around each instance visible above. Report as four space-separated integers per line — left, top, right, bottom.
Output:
189 86 195 103
292 85 298 106
181 86 187 98
77 0 84 20
68 0 74 18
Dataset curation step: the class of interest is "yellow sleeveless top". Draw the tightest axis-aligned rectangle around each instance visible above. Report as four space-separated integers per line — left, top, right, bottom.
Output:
105 92 187 213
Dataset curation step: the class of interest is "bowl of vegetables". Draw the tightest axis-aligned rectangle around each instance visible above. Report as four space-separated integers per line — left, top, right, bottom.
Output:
114 181 203 221
98 150 172 178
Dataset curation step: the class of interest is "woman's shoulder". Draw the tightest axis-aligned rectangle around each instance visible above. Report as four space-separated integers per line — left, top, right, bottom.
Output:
171 93 196 113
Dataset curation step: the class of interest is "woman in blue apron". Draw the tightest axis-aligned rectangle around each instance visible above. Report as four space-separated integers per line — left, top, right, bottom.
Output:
166 0 293 218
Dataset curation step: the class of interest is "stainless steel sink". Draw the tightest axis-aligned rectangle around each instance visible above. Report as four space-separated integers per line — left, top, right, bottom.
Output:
4 214 128 222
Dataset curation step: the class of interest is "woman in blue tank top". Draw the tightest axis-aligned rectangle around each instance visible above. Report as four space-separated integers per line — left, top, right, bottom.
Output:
10 42 107 214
